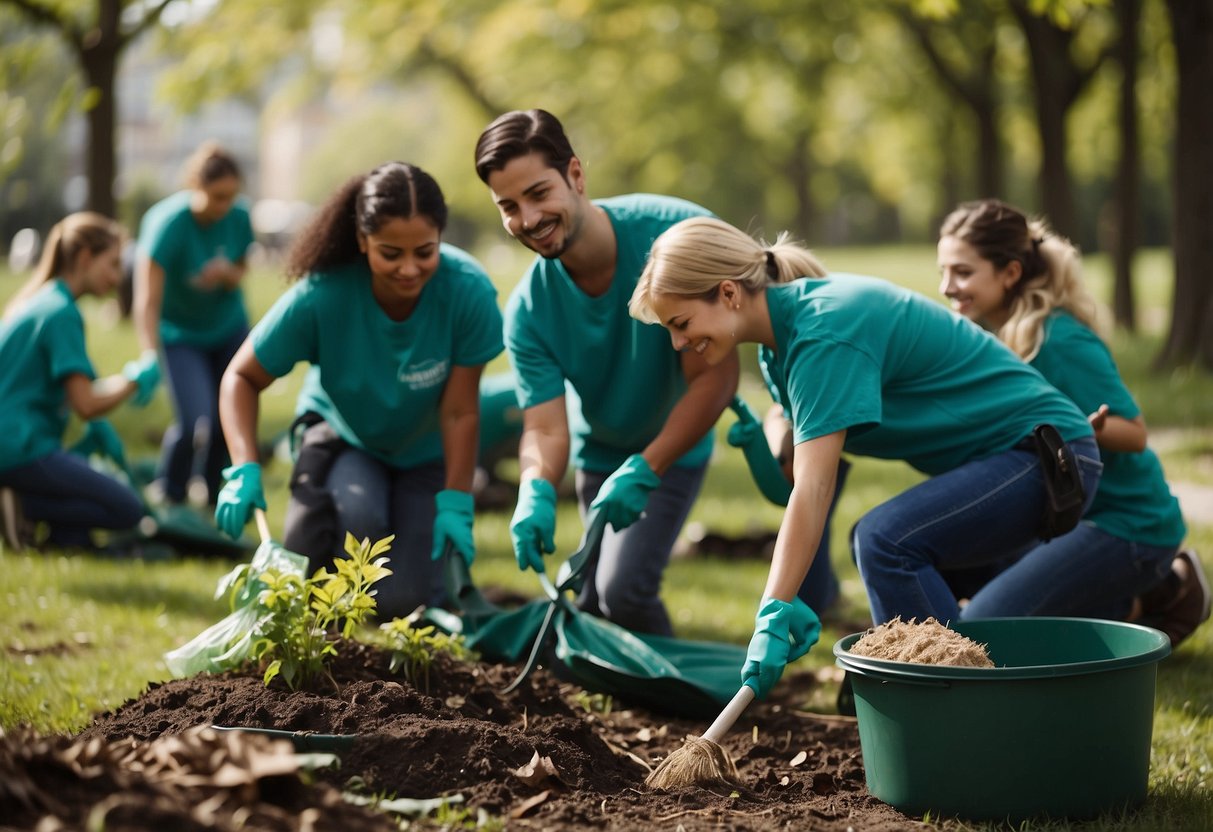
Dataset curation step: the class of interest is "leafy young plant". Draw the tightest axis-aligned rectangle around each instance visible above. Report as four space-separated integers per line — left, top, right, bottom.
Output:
377 618 471 693
570 690 613 716
249 532 394 690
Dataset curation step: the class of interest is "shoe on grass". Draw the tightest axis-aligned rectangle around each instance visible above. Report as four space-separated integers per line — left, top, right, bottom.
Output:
1139 549 1211 649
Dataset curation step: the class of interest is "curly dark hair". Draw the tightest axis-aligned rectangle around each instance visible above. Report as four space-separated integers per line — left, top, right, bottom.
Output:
284 162 448 280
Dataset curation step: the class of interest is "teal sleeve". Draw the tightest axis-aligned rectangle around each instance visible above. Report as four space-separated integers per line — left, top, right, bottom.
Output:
758 348 790 419
232 203 255 261
250 283 317 377
46 308 95 382
453 279 504 367
786 339 882 443
504 291 566 408
1032 320 1138 421
140 209 181 269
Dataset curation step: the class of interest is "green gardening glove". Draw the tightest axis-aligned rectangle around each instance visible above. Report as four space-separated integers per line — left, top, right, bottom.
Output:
742 596 821 699
122 350 161 408
69 419 128 469
432 489 475 566
589 453 660 531
214 462 266 540
510 478 557 573
727 396 792 506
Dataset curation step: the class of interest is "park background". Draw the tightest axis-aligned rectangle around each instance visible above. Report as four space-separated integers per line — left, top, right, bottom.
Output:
2 0 1212 829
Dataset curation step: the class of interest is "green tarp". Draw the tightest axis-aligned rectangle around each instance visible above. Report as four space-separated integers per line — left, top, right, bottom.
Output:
427 512 747 720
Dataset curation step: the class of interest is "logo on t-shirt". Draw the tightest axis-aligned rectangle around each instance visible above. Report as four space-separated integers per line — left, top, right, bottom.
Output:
399 358 449 390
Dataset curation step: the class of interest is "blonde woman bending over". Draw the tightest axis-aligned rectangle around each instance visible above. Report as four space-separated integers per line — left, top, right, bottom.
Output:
630 216 1101 699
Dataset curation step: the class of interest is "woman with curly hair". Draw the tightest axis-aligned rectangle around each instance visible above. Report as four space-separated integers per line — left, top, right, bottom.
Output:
214 162 503 619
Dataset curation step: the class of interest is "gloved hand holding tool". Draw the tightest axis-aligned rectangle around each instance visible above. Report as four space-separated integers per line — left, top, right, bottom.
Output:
70 419 128 469
589 452 660 531
742 596 821 699
214 461 266 540
727 396 792 506
510 478 557 573
646 596 822 789
122 350 161 408
432 489 476 566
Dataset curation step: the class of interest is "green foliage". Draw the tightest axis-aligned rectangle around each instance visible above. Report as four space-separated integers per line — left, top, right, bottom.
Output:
376 618 472 693
570 690 614 716
248 532 394 690
430 802 504 831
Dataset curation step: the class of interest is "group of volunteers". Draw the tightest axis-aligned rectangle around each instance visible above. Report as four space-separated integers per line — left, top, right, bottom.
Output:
1 109 1206 700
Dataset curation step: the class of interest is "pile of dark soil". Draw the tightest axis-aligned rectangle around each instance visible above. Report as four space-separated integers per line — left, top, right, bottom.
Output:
13 641 920 830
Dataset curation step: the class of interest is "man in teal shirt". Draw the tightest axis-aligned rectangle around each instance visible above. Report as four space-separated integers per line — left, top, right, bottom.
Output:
474 109 739 635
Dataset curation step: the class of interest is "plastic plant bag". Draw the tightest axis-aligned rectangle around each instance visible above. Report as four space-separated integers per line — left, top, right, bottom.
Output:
164 539 308 677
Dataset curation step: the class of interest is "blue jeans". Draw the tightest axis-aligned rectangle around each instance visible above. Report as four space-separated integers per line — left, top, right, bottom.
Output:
296 445 445 621
159 329 246 503
575 462 707 637
854 436 1102 624
961 522 1176 622
0 451 144 548
796 457 851 614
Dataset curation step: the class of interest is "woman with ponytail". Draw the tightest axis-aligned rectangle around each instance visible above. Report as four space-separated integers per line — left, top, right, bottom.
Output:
629 215 1101 701
0 213 156 551
938 199 1203 646
214 162 503 619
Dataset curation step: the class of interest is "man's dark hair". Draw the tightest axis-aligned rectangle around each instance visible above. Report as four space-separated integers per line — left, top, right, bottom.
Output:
474 109 577 184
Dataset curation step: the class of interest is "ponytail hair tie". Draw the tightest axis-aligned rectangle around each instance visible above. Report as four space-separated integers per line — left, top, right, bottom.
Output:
764 249 778 280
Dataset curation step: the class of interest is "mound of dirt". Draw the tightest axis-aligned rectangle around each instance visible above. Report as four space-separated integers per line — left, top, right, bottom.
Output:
847 617 994 668
15 641 920 830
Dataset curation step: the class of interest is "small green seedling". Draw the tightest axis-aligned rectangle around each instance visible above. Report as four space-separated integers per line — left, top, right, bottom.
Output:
570 690 613 716
431 802 503 831
377 618 471 693
248 532 394 690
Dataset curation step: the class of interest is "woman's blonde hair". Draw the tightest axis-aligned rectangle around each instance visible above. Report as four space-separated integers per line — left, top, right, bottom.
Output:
630 216 827 323
4 212 123 318
939 199 1104 360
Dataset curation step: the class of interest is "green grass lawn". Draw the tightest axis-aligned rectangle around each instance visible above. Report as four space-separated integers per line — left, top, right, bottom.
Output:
1 245 1211 830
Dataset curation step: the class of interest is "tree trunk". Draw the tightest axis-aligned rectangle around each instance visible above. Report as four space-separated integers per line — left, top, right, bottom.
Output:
788 130 814 239
78 0 122 217
975 100 1003 199
898 8 1003 201
80 45 118 217
1112 0 1140 331
1015 8 1079 239
1160 0 1213 369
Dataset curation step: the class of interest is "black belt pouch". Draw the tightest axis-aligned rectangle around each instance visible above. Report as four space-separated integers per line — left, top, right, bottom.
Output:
1032 423 1085 541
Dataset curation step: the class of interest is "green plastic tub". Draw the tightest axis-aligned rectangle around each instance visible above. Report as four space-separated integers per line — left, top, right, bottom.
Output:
833 617 1170 823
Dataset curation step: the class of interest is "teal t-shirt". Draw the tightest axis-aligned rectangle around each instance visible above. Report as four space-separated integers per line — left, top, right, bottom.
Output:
137 190 254 347
1030 311 1185 546
760 276 1093 476
252 244 504 468
504 193 713 472
0 280 95 470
